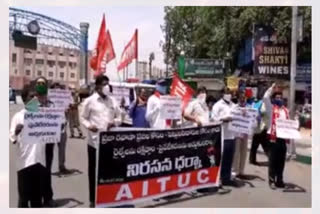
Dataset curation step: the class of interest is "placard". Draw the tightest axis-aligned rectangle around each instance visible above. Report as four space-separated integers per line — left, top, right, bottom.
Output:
160 95 182 120
276 119 301 139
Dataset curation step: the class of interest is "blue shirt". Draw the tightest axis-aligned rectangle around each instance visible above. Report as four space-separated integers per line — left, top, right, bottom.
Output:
129 102 150 128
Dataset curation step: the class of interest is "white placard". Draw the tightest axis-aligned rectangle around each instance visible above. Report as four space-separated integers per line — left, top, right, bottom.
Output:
21 107 65 144
48 89 73 109
111 86 131 107
160 96 182 120
276 119 301 140
228 107 258 135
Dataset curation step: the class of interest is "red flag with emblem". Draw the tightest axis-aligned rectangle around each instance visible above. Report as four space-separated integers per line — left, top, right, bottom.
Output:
90 14 107 74
117 29 138 71
170 73 195 110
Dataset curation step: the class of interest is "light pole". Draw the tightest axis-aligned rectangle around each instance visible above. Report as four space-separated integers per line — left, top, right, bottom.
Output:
289 6 298 118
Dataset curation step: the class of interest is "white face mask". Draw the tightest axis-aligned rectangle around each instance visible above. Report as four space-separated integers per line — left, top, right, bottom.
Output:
223 94 232 102
197 93 207 104
102 85 110 96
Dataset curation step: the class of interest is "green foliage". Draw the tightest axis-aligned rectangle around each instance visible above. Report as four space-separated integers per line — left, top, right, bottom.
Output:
162 6 311 68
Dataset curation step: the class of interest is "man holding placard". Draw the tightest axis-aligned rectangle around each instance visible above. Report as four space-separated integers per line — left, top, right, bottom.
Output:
80 75 124 208
263 83 299 189
183 86 210 127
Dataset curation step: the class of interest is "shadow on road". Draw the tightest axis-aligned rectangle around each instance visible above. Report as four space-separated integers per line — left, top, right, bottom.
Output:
54 198 84 208
256 161 269 167
145 187 232 208
52 169 83 178
283 183 306 193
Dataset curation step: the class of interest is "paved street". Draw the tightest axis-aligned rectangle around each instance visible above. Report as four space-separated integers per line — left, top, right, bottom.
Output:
9 103 311 208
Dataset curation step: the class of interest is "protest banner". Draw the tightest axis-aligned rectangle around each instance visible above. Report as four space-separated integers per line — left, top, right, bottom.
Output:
111 86 131 107
21 107 65 144
160 95 182 120
276 119 301 140
96 124 222 207
228 107 258 135
48 89 73 109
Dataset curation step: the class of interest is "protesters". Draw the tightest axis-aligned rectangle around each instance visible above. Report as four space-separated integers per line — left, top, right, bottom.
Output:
33 77 57 207
212 87 238 187
129 88 149 128
183 86 210 127
46 83 70 175
232 91 249 179
146 79 171 129
10 85 46 207
80 75 124 208
263 83 290 189
68 86 84 138
248 92 270 165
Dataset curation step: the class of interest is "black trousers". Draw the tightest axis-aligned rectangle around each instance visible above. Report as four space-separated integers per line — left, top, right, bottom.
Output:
17 163 44 208
249 129 269 162
44 144 54 202
88 145 96 205
220 139 236 182
268 138 287 183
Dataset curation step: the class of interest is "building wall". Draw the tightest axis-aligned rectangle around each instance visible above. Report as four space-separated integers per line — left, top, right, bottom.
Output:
9 40 94 90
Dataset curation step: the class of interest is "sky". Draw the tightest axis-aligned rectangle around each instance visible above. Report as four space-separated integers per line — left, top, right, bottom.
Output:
17 6 166 81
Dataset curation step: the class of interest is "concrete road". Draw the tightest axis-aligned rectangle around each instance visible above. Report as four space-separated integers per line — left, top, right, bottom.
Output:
9 103 311 208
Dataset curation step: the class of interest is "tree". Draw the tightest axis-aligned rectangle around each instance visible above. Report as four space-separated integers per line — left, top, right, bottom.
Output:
162 6 311 70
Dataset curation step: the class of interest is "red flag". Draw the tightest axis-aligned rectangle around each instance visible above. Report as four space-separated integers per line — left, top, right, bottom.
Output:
96 30 116 73
170 73 194 110
90 14 107 73
117 29 138 71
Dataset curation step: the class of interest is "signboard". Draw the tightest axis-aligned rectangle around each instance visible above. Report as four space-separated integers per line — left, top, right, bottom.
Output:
96 124 222 207
184 58 225 78
160 96 182 120
228 107 258 135
227 76 239 91
48 89 73 109
296 64 311 83
21 107 65 144
276 119 301 140
111 86 131 107
253 25 290 79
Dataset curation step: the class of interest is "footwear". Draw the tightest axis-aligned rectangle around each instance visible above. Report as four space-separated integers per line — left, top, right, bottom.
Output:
275 181 286 188
43 199 58 207
89 202 95 208
269 182 277 190
70 135 75 138
236 174 249 180
222 180 240 187
59 166 72 174
250 160 260 166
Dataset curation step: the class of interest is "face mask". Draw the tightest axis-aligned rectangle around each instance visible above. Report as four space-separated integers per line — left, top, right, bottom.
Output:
156 85 167 95
247 98 254 105
102 85 110 96
197 93 207 104
274 99 283 107
223 94 232 102
35 84 47 95
25 98 40 112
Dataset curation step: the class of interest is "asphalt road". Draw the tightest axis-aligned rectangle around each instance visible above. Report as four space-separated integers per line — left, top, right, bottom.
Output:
9 103 311 208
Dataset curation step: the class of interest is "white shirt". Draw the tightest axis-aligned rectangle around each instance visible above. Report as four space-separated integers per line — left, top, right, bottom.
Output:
80 92 123 148
263 86 289 134
145 94 167 129
211 99 236 140
10 109 46 171
184 99 210 126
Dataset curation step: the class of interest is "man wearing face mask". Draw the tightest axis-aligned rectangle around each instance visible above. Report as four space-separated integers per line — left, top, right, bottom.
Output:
183 87 210 127
146 79 171 129
212 87 238 187
32 77 59 207
263 83 290 189
80 75 123 207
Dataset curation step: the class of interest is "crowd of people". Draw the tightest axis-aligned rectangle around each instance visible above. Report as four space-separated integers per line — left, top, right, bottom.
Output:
10 74 299 208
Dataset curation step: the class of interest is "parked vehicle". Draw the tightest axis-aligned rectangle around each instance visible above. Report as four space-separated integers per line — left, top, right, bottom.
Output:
9 87 17 104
